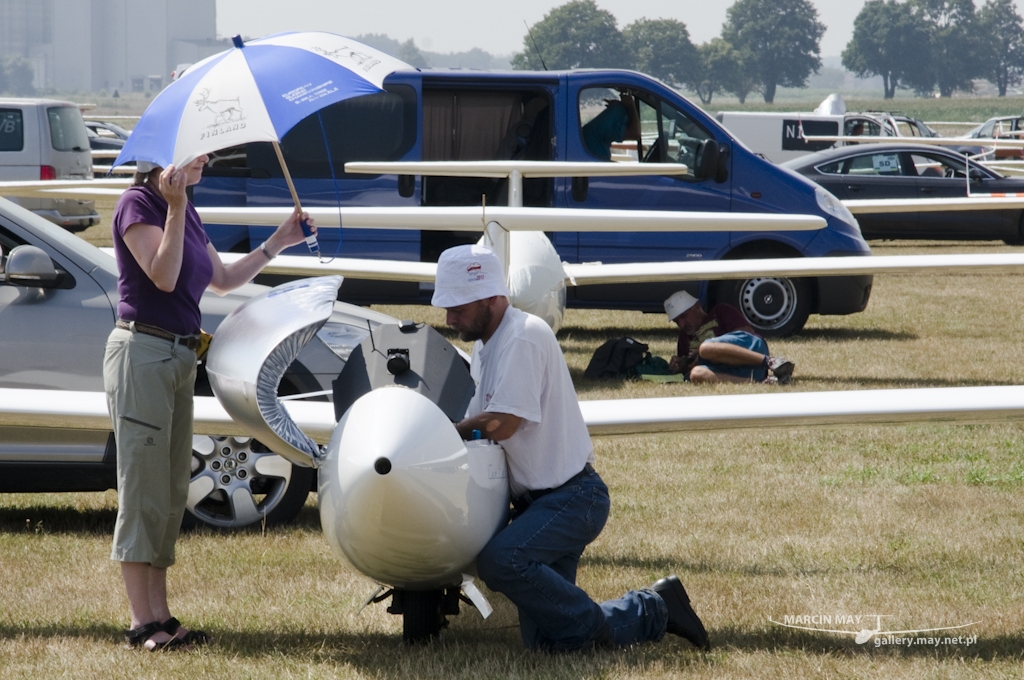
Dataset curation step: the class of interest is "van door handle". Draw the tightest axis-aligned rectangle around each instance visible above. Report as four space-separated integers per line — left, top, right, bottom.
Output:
920 187 935 195
846 185 862 192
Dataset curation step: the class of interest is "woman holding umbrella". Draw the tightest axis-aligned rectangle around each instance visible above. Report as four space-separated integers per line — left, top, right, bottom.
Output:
104 156 314 651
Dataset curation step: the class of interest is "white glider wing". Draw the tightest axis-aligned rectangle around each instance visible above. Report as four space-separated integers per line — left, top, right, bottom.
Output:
4 385 1024 444
194 206 825 233
194 252 1024 285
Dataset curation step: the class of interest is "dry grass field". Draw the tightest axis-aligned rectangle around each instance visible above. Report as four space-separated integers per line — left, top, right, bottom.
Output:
2 233 1024 678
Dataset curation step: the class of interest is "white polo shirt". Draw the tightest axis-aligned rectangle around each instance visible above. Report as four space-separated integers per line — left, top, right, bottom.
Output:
468 306 594 497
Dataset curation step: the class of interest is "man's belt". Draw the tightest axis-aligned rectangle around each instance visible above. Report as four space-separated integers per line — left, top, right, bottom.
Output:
115 319 201 351
512 463 595 514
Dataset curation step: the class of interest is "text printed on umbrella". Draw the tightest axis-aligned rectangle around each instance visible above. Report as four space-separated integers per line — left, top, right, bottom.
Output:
282 81 340 106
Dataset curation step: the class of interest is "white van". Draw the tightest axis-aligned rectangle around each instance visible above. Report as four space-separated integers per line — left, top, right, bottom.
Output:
0 98 100 231
715 110 896 164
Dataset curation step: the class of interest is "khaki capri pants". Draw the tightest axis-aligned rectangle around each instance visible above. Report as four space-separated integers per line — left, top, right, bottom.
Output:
104 327 196 568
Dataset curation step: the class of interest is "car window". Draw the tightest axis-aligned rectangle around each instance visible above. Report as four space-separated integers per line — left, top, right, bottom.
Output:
910 153 967 178
579 86 711 178
0 109 24 152
977 120 996 138
847 152 907 176
816 159 846 174
47 106 90 151
845 118 883 137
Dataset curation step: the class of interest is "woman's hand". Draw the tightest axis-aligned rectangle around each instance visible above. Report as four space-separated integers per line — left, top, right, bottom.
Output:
264 210 316 256
158 164 190 211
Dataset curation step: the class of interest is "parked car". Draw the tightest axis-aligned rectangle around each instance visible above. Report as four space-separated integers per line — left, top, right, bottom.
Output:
954 115 1024 160
871 113 939 139
782 142 1024 243
0 195 396 529
83 119 131 142
0 98 101 231
83 120 129 151
84 125 124 151
194 68 873 338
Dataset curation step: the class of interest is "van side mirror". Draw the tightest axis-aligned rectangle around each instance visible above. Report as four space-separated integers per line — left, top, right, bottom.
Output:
4 245 62 289
398 174 415 198
715 144 731 184
571 176 589 202
695 139 720 181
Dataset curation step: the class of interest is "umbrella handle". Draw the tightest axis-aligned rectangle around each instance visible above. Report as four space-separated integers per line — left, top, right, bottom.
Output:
273 141 321 258
300 218 320 257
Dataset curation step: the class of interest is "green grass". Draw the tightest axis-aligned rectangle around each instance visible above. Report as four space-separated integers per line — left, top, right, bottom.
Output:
3 238 1024 677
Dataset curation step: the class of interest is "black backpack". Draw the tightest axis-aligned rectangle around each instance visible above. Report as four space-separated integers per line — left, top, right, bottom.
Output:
584 337 650 379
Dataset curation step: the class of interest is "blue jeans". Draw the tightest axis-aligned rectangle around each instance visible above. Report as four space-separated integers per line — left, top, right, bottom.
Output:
476 466 668 650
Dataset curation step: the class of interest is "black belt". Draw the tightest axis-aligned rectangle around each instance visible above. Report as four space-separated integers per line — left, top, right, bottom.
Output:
512 463 595 515
116 319 201 351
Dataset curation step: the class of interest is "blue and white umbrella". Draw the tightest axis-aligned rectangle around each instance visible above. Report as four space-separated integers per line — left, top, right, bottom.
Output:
115 31 410 170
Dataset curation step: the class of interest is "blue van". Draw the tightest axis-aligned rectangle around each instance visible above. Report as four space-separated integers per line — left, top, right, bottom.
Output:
192 69 871 336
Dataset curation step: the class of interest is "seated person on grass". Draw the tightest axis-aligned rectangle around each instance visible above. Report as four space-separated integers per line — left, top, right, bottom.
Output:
664 290 794 385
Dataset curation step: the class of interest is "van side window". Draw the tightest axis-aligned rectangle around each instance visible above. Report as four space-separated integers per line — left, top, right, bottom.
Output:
0 109 24 152
46 106 90 152
205 86 418 180
420 88 553 207
578 87 711 179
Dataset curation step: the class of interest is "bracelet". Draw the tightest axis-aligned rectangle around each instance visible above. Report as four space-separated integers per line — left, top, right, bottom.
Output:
259 241 275 260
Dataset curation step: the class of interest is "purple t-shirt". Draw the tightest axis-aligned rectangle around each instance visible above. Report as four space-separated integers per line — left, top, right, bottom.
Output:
112 185 213 336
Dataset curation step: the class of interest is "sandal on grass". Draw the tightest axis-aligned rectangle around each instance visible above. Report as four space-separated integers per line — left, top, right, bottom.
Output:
124 621 190 651
162 616 211 646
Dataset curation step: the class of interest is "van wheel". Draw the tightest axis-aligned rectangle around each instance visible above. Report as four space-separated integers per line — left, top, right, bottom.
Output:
714 276 811 337
181 435 315 530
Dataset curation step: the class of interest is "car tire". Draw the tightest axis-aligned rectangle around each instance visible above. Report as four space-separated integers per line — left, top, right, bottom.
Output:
181 435 315 530
713 276 812 338
1003 212 1024 245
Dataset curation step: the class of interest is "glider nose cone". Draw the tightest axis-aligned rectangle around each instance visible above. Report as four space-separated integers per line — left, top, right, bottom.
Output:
319 388 509 589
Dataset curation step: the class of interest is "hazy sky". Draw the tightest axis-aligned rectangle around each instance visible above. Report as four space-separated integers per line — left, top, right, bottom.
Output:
217 1 1024 60
216 0 870 58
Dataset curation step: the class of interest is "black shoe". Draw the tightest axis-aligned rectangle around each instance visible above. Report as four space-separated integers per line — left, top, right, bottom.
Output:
651 575 710 650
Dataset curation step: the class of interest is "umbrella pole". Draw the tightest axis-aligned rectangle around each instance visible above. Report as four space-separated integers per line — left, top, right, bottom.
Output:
272 141 321 258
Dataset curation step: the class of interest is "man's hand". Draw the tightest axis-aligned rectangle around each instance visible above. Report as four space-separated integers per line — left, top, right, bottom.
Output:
456 411 523 442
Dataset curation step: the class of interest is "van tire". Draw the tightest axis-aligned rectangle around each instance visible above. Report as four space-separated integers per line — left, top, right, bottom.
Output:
713 276 811 338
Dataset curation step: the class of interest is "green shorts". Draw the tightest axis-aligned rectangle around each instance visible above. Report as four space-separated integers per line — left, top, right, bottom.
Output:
104 327 196 568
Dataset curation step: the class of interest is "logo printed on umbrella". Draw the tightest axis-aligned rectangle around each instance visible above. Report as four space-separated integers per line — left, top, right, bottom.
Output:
313 45 382 72
194 88 245 126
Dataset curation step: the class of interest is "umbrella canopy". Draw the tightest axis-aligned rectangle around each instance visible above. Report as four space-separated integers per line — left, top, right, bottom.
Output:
114 32 411 170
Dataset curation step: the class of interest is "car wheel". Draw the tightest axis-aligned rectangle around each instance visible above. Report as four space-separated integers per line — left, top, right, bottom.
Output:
1004 212 1024 245
182 435 315 530
714 276 811 337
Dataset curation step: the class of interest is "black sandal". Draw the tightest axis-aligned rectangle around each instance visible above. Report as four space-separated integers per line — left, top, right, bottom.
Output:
124 621 190 651
162 616 211 646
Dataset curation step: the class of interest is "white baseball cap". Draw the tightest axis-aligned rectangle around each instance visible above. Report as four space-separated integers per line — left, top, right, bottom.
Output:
664 290 699 321
431 244 511 308
135 160 159 173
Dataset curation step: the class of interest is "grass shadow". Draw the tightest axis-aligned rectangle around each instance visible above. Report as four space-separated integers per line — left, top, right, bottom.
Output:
790 327 918 342
0 505 116 536
0 500 325 537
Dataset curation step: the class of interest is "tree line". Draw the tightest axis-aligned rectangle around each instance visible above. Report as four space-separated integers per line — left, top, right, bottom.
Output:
513 0 1024 102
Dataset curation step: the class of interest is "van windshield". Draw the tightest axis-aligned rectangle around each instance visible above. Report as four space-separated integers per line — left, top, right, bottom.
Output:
47 106 89 152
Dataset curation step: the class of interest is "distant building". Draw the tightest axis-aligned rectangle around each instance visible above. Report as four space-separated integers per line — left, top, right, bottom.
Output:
0 0 228 93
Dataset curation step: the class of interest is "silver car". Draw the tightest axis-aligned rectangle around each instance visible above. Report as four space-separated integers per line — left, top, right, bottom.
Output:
0 196 395 529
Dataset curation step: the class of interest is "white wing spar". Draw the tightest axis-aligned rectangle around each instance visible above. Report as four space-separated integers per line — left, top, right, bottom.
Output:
4 385 1024 444
194 206 825 233
193 252 1024 285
